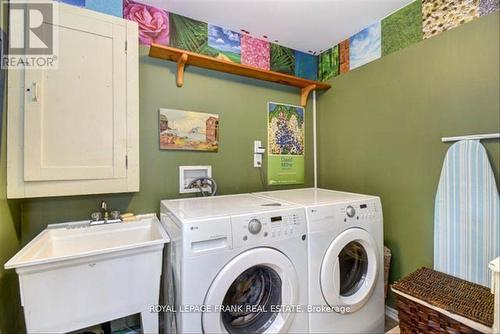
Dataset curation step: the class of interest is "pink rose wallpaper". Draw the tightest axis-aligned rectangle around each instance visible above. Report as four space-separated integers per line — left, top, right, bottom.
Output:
123 0 169 46
241 35 270 70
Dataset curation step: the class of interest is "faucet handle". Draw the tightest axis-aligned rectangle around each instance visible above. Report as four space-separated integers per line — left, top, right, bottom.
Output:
91 212 102 221
110 210 120 220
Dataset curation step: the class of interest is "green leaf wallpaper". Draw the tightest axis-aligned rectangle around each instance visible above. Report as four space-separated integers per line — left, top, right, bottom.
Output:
270 44 295 75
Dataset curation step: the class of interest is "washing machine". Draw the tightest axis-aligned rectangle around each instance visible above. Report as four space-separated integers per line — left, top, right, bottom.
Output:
160 194 309 333
255 188 384 333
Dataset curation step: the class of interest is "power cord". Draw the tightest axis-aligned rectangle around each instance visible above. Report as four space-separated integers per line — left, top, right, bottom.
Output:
258 162 267 191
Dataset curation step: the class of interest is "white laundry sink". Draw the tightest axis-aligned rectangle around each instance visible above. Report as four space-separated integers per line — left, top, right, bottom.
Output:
6 214 168 269
5 214 169 334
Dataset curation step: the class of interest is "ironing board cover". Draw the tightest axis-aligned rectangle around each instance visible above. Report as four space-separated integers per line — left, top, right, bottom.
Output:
434 140 499 287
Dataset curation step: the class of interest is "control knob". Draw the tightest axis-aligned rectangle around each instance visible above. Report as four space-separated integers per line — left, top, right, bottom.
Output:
346 206 356 218
248 219 262 234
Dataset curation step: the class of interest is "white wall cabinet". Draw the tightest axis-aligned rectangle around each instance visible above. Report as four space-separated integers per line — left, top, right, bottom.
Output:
7 4 139 198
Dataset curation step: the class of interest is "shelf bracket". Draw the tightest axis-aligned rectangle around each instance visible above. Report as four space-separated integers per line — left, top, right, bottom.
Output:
300 84 316 107
176 53 188 87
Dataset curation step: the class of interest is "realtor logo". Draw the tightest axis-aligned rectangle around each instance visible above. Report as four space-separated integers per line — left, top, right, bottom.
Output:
1 0 59 69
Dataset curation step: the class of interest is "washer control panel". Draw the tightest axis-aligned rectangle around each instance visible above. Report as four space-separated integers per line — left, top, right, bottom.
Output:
232 208 306 248
340 200 381 222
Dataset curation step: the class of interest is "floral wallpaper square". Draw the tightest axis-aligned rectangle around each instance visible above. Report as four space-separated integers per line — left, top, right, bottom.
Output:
270 44 295 75
339 39 350 74
350 22 381 70
207 25 241 63
422 0 479 39
123 0 169 46
382 0 423 56
169 14 208 54
295 51 318 80
318 45 339 81
241 35 270 70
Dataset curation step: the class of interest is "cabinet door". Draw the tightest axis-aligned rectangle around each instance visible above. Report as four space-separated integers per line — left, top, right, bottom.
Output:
23 9 127 181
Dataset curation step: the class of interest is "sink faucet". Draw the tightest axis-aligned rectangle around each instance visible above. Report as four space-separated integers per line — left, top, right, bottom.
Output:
90 201 121 226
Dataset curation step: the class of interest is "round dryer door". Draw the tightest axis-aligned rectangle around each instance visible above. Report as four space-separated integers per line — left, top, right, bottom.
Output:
320 228 378 313
202 248 299 333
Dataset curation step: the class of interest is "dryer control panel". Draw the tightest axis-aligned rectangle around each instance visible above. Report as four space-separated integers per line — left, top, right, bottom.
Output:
231 208 306 248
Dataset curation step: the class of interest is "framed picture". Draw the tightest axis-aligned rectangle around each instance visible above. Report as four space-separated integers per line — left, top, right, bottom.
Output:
159 108 219 152
267 102 305 185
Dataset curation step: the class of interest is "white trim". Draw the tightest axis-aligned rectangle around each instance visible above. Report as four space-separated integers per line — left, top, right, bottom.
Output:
441 133 500 142
392 288 493 333
385 305 399 322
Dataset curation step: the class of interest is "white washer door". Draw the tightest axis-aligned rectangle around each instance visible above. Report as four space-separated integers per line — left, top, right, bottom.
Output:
320 228 378 313
203 247 299 334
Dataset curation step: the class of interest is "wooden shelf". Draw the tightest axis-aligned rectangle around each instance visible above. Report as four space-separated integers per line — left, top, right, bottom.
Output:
149 44 331 107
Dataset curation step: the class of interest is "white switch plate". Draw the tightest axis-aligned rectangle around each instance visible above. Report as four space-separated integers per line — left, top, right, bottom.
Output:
179 166 212 194
254 140 265 168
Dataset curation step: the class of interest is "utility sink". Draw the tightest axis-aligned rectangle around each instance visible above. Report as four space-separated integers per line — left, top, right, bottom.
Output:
6 214 168 269
5 214 169 334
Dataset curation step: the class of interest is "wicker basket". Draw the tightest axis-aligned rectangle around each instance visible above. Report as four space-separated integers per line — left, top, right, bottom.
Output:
392 267 494 334
384 246 391 299
396 293 481 333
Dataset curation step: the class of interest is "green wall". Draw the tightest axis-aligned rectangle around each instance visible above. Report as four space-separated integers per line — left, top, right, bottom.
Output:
19 47 315 243
0 81 23 334
317 12 500 306
0 4 23 332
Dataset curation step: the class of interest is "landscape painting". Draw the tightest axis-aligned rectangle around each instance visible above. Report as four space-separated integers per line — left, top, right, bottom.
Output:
159 109 219 152
207 24 241 63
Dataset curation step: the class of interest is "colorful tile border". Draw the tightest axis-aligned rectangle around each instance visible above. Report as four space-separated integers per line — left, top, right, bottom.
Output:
318 0 498 80
60 0 499 82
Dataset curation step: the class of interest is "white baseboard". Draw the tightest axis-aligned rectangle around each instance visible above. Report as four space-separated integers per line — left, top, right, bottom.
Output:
385 305 399 322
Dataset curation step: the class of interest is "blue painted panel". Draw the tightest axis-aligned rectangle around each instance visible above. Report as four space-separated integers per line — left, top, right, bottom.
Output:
59 0 85 7
86 0 123 17
294 51 318 81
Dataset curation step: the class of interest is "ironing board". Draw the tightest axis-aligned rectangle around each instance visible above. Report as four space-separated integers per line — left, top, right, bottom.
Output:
434 140 500 287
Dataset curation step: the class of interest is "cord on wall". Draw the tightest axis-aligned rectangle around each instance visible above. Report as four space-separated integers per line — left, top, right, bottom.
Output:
313 90 318 188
